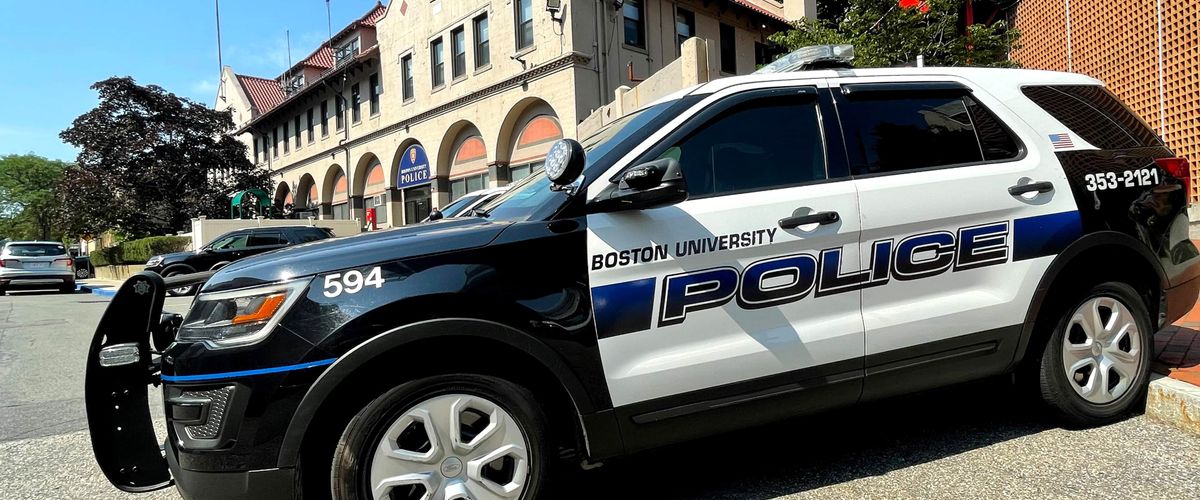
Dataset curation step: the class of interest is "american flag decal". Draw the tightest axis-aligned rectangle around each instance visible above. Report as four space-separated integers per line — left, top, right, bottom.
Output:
1049 133 1074 149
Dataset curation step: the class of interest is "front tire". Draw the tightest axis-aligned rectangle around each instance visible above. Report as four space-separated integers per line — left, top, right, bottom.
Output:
332 374 548 500
163 270 197 296
1038 282 1153 426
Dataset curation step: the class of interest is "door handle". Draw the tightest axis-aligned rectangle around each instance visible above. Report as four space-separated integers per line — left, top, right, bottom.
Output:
779 211 840 229
1008 181 1054 196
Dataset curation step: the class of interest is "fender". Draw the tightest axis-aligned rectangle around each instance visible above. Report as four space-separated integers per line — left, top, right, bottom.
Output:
1014 231 1168 364
275 317 603 467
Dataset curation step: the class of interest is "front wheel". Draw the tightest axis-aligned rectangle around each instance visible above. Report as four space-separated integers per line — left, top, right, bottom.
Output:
332 374 548 500
1038 282 1154 426
163 270 196 297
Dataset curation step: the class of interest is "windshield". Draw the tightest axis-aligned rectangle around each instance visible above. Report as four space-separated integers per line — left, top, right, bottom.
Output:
439 193 483 217
474 99 684 222
6 243 66 257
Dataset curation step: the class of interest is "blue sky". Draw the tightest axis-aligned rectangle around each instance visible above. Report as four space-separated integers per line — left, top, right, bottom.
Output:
0 0 383 162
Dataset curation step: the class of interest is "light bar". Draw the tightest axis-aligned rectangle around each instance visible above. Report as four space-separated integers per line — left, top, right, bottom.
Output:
98 343 141 367
755 44 855 74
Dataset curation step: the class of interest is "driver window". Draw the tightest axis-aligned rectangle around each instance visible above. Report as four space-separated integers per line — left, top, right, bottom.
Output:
212 233 249 251
663 94 826 197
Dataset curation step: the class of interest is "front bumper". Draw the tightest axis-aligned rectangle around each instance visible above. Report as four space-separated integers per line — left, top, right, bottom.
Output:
165 439 295 500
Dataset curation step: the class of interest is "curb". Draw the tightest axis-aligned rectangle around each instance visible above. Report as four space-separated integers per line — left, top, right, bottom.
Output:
1146 374 1200 435
78 282 118 298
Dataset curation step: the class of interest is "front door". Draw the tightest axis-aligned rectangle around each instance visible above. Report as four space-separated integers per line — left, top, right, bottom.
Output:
830 77 1080 399
585 83 864 449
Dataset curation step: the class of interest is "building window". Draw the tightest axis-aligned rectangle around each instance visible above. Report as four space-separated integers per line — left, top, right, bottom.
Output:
306 109 315 143
351 83 361 123
676 8 695 52
335 37 360 65
719 23 736 74
294 116 302 147
321 101 329 136
515 0 533 50
450 173 490 201
332 203 350 220
252 135 259 162
623 0 645 48
369 73 381 115
474 14 490 68
431 37 445 87
401 55 414 100
283 123 289 153
335 94 344 130
451 27 466 79
509 162 543 183
272 129 278 157
262 135 270 161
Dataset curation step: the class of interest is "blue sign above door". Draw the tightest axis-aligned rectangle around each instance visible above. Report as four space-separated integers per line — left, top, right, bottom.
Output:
397 144 432 189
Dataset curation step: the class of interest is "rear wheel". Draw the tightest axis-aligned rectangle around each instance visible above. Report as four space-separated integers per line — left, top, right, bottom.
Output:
163 270 196 297
331 374 548 500
1038 282 1153 426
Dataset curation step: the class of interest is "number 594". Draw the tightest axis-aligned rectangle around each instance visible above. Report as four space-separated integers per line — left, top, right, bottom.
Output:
323 267 385 298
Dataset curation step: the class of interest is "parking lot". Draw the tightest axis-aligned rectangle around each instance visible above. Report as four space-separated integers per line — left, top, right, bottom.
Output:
0 289 1195 499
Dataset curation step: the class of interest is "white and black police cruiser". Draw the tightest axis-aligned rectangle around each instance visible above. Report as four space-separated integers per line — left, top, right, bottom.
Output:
86 46 1199 499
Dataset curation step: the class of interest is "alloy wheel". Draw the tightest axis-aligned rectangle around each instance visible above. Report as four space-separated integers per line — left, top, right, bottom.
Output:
1061 295 1143 405
369 393 531 500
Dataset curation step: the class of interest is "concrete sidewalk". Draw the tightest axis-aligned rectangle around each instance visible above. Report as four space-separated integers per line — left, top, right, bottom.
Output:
1148 314 1200 434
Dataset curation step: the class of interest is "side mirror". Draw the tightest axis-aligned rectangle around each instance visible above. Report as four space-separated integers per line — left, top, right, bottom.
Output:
203 247 216 253
588 158 688 213
427 209 444 221
544 139 585 187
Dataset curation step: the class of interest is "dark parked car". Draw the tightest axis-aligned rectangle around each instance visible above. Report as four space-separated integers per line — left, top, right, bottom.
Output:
144 226 334 296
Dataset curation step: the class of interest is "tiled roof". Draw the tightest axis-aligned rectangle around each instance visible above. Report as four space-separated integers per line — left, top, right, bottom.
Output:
359 3 387 27
728 0 788 23
300 45 335 69
235 74 286 113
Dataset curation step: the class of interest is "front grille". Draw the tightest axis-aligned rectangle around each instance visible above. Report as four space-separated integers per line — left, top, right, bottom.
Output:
179 386 234 440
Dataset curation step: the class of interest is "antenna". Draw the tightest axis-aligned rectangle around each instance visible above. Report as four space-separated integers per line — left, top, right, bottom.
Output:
286 29 293 69
326 0 334 47
214 0 225 102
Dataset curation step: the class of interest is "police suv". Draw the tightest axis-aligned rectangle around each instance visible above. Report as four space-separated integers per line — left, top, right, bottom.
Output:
87 48 1198 499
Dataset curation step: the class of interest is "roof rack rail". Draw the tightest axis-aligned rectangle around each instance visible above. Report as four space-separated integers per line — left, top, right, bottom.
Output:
754 44 855 74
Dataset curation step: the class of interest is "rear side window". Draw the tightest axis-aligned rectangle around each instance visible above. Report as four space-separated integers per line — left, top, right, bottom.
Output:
5 244 66 256
1022 85 1161 150
840 94 1020 176
248 232 286 247
295 228 329 243
662 95 826 197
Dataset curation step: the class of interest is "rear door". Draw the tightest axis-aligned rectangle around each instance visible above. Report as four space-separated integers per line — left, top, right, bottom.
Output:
244 230 288 257
829 77 1079 399
586 80 865 448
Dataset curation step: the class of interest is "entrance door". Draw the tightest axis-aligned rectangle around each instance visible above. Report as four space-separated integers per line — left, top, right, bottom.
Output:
403 185 432 224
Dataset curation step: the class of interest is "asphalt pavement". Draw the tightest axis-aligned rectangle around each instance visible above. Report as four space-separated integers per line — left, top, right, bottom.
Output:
0 289 1197 499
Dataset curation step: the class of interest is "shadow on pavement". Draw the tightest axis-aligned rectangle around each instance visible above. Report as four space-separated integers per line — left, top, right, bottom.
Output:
562 377 1078 499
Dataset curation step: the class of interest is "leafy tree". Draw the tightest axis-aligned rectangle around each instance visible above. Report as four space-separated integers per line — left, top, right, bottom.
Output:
0 154 67 240
770 0 1021 68
59 77 271 238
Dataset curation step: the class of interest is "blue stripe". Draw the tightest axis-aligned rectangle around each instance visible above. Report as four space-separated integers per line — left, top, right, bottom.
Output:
592 277 656 339
161 358 337 382
1012 210 1082 261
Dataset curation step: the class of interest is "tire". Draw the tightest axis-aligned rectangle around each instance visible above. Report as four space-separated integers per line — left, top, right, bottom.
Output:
1038 282 1154 426
163 269 197 297
331 374 548 500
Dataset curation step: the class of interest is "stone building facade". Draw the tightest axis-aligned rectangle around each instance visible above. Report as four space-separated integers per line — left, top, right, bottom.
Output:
217 0 804 228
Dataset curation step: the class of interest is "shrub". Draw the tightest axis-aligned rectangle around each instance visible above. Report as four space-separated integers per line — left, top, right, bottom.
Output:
90 235 191 266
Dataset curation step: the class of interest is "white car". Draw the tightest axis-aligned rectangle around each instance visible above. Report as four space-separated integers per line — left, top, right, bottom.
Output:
425 186 509 221
0 241 76 294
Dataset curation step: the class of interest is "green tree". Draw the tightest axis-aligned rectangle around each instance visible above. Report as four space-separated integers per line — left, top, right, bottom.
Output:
770 0 1020 68
0 154 67 240
59 77 271 238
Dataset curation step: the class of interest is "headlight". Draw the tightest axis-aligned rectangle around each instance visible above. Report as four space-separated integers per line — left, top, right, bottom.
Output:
176 279 310 349
146 256 164 267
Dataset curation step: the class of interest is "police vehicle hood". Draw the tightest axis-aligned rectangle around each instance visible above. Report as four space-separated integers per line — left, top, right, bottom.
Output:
199 217 509 292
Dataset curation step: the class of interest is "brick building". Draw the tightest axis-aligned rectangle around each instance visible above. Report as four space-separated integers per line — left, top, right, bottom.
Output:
1009 0 1199 202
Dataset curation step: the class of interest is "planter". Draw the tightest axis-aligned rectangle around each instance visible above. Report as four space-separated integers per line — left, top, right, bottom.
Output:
94 264 147 281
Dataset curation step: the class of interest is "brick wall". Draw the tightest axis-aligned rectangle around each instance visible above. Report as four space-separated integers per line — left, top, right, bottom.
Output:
1011 0 1199 202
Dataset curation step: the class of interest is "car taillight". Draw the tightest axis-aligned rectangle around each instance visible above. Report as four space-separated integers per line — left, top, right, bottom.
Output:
1156 157 1190 195
0 260 6 268
55 257 74 268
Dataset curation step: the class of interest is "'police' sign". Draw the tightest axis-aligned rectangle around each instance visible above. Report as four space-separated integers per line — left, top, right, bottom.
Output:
397 145 432 189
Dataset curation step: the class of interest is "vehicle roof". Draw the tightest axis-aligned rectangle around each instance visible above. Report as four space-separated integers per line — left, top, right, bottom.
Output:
690 67 1103 96
4 240 65 245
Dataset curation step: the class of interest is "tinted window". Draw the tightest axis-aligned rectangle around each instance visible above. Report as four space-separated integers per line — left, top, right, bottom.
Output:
6 244 66 256
1022 85 1161 150
295 229 327 243
841 96 984 175
662 95 826 197
248 232 286 247
965 97 1021 161
211 234 249 250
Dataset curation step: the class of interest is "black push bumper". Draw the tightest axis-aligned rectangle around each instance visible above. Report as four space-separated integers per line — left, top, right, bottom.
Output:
165 440 295 500
84 271 218 495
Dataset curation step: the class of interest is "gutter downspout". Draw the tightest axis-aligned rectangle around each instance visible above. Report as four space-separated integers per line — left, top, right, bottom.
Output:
595 0 608 105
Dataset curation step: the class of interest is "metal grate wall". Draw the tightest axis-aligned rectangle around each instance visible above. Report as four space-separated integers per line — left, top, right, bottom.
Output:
1011 0 1199 202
